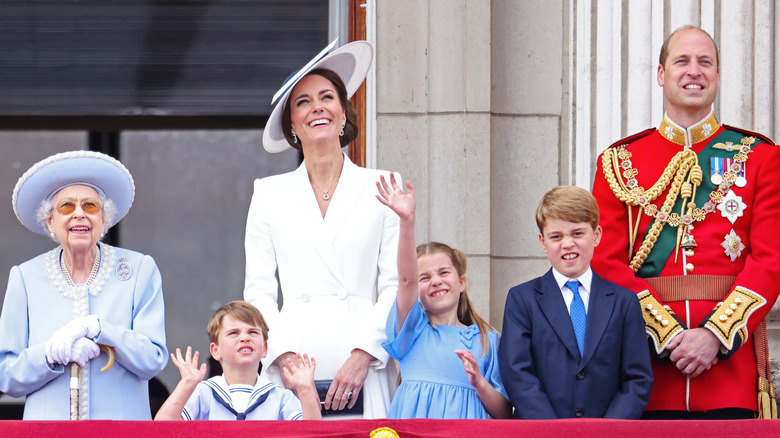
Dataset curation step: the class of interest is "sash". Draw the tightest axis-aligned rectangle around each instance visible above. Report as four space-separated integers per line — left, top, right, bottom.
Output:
637 129 761 278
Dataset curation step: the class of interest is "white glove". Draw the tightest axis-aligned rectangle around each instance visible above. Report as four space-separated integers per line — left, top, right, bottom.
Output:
70 337 101 367
45 315 102 365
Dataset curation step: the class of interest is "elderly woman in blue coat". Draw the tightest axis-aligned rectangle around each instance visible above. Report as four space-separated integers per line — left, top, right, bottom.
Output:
0 151 168 420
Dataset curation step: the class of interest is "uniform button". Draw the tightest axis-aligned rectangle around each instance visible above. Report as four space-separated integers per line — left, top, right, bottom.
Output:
301 294 310 303
575 409 584 417
338 291 348 299
576 372 586 380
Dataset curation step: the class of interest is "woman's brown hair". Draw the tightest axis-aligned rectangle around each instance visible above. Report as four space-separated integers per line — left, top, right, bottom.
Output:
281 68 359 151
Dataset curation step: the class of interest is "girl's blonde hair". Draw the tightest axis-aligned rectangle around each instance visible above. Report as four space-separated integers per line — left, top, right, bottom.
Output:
416 241 496 356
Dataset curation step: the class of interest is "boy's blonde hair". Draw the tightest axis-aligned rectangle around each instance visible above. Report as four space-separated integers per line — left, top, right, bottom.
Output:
535 185 600 233
207 300 269 344
416 241 496 356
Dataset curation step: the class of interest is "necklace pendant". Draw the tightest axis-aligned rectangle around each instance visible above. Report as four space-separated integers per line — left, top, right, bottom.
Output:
323 189 330 201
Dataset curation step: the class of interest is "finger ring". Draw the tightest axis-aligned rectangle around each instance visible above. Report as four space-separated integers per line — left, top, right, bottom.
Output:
345 391 352 398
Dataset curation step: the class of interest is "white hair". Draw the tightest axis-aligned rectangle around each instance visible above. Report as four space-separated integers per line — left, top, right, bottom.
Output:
35 193 118 242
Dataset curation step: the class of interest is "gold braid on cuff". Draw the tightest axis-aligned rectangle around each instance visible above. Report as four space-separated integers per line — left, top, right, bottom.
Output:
637 290 684 355
703 286 766 351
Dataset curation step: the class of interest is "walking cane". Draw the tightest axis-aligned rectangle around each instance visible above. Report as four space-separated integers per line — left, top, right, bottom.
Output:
69 344 116 420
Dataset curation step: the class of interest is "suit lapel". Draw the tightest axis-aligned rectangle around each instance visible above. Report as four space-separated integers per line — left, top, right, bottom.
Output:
536 269 581 361
292 159 348 288
580 272 616 367
321 155 364 240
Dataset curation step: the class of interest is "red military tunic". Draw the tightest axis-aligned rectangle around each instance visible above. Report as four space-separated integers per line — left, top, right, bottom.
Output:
592 112 780 412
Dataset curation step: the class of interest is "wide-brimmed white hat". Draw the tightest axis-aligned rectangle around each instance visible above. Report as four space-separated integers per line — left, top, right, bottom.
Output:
262 39 374 153
12 150 135 236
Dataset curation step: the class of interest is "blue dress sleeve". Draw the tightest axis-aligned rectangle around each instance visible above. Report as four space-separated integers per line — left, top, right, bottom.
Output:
483 331 508 399
383 299 428 360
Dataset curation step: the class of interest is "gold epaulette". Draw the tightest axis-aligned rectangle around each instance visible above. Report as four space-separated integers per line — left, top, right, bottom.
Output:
703 286 767 351
638 290 684 355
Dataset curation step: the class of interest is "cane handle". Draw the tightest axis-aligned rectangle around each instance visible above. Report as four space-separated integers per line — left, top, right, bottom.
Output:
99 344 115 372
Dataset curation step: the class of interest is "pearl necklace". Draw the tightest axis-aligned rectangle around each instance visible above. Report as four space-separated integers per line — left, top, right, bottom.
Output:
45 243 115 420
61 249 101 286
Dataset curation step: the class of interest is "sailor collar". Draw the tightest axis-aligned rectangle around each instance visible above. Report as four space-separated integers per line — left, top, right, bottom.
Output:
658 111 720 147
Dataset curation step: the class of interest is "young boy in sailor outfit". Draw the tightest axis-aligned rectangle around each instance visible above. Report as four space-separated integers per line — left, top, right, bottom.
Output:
154 301 321 420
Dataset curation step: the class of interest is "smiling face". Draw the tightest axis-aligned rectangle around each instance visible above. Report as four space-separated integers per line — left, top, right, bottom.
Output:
210 314 267 371
46 184 105 252
539 217 602 280
288 73 347 149
417 252 466 326
657 28 720 125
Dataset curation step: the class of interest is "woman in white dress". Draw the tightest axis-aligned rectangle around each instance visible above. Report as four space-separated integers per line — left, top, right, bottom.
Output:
244 40 399 418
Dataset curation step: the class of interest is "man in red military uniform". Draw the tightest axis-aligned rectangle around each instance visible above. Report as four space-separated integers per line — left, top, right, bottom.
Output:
592 25 780 419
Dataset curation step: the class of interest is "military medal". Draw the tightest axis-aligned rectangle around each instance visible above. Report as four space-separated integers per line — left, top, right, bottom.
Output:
710 157 724 185
711 173 723 185
721 229 745 262
717 190 746 224
735 161 747 187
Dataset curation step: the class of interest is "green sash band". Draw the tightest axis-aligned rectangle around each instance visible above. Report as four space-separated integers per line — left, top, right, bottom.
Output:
636 130 759 279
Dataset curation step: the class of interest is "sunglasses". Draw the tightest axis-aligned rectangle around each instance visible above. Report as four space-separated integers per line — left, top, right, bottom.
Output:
56 200 102 215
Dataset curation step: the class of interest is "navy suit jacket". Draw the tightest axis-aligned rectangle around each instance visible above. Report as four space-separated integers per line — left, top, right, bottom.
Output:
499 268 652 419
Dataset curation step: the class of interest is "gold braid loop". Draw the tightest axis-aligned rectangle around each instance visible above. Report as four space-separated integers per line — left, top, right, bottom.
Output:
602 147 692 206
689 164 703 185
628 149 697 272
605 135 757 273
680 181 692 199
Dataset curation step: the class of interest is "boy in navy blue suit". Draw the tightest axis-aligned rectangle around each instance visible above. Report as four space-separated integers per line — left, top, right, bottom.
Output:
499 186 652 419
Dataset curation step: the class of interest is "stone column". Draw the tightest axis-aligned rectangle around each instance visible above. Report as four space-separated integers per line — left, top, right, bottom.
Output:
374 0 494 322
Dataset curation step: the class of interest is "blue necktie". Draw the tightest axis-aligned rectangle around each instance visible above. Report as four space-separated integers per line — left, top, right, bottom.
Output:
566 280 586 356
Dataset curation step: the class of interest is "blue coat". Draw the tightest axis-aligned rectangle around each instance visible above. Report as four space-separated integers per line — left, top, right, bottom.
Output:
498 269 652 419
0 244 167 420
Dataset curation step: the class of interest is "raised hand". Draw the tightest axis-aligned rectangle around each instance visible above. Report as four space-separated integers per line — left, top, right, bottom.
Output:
376 173 415 221
170 346 207 385
455 349 486 389
281 353 317 395
282 353 322 420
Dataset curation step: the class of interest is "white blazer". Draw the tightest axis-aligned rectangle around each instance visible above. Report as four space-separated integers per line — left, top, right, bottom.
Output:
243 154 399 418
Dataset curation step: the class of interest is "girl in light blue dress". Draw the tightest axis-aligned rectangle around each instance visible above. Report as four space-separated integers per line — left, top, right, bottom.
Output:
376 175 511 419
